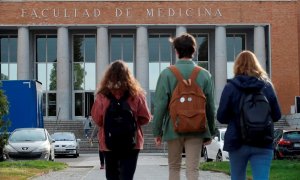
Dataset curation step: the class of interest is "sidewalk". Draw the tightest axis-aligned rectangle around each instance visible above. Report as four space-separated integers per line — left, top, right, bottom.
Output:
33 153 230 180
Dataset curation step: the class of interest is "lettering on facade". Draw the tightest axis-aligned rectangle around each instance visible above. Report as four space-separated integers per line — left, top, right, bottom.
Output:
21 8 101 18
146 8 222 17
20 7 222 19
115 8 132 17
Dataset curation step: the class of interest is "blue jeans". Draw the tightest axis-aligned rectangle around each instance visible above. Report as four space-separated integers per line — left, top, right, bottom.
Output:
84 129 89 137
229 145 273 180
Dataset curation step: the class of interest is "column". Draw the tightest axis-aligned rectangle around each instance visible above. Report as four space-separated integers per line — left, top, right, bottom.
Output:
136 26 149 100
254 26 266 70
17 27 30 80
96 26 109 84
176 26 187 37
57 26 71 120
175 26 187 61
215 26 227 105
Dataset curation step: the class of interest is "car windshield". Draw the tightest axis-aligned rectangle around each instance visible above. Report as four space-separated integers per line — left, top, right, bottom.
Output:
9 129 46 142
52 133 75 141
283 131 300 140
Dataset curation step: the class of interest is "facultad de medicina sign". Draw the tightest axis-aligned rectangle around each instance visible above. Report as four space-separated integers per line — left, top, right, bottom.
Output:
20 7 222 19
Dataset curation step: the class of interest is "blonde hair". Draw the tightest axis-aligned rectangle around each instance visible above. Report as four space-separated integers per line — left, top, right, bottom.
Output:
234 50 269 81
96 60 145 97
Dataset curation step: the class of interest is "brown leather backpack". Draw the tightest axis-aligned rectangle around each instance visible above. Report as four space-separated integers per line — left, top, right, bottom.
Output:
168 65 207 133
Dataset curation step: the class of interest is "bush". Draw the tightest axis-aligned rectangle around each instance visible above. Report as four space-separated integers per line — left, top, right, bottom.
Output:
0 82 9 161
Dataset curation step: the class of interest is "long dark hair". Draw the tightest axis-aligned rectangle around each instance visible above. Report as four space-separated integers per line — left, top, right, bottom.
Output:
96 60 145 97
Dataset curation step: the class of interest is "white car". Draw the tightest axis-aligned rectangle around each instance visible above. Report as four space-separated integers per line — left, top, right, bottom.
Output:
51 132 80 158
3 128 55 161
202 128 229 162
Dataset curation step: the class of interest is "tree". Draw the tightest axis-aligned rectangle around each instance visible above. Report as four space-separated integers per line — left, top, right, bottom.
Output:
73 36 85 90
1 73 8 80
49 62 57 91
0 82 9 161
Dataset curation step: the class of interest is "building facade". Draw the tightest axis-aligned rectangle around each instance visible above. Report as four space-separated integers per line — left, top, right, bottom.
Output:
0 0 299 121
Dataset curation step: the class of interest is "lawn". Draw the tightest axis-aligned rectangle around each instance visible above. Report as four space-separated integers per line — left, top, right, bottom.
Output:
199 159 300 180
0 160 67 180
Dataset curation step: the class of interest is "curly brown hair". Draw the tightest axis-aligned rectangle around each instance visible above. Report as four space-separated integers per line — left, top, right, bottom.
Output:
96 60 145 97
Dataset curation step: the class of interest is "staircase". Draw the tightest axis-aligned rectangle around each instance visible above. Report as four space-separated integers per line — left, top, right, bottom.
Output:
44 120 98 153
44 120 165 153
44 118 291 154
215 118 290 130
140 123 166 153
274 119 291 129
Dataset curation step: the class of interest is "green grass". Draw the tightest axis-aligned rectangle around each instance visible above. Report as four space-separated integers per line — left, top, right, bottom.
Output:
199 160 300 180
0 160 67 180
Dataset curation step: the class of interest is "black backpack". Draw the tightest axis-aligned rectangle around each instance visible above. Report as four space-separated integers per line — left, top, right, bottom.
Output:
104 92 137 151
239 89 274 147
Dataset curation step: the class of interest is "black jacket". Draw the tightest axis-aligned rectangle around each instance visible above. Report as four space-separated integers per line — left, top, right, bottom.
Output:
217 75 282 151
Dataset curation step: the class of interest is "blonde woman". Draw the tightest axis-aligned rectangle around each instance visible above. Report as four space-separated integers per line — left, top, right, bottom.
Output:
217 50 281 180
91 60 151 180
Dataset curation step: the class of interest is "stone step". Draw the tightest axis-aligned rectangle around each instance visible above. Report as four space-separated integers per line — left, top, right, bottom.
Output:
45 118 291 154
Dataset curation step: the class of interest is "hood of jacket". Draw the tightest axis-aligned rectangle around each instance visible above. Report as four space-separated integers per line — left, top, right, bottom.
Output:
228 75 266 91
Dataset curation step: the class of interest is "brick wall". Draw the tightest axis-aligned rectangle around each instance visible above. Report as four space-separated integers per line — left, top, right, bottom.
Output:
0 1 299 114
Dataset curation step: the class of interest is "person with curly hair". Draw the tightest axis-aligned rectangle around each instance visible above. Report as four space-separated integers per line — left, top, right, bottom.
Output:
91 60 151 180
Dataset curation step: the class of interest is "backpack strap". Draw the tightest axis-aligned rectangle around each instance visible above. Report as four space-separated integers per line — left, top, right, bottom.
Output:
168 65 184 82
189 66 201 81
169 65 201 86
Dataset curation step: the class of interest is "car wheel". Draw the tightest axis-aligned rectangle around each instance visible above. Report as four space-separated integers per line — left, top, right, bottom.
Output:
216 150 223 162
274 151 282 160
203 147 209 162
273 151 277 160
49 152 54 161
73 150 78 158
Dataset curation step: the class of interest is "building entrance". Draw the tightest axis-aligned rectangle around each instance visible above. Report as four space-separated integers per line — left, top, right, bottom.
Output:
74 92 94 117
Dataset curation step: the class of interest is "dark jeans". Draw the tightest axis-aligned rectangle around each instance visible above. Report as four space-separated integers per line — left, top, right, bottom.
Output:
99 150 105 165
104 149 140 180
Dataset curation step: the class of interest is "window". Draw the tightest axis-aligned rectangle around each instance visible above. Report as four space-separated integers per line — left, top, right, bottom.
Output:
226 34 246 79
191 34 209 71
0 35 17 80
148 34 172 113
35 35 57 117
73 34 96 117
110 34 135 74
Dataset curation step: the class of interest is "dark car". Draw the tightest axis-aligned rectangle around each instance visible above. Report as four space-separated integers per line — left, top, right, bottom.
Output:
273 129 300 159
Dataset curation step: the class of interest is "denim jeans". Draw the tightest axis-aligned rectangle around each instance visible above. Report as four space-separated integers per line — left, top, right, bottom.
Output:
104 149 139 180
98 150 105 166
229 145 273 180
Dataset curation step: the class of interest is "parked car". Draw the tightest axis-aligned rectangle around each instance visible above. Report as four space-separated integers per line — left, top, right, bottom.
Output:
273 129 300 159
3 128 55 161
51 132 80 158
202 128 229 162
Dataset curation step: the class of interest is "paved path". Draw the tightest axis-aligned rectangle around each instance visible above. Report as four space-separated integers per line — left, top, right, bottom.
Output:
33 153 230 180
